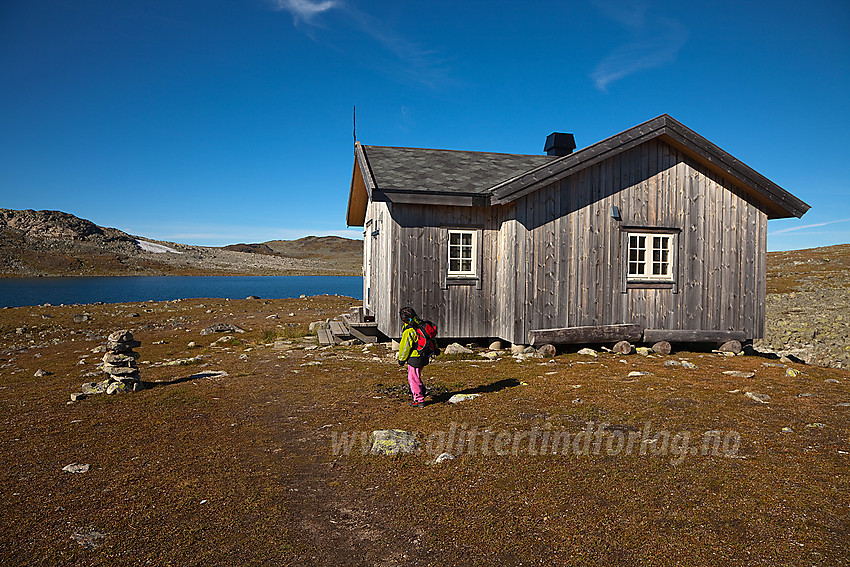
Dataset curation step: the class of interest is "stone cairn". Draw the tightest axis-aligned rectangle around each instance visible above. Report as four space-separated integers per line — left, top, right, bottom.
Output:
103 330 143 391
75 330 143 400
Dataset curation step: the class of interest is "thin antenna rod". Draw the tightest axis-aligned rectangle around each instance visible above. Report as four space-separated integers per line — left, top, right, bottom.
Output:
353 105 356 145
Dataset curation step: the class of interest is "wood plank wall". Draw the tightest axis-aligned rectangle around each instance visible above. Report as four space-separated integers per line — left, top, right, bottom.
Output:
511 138 767 344
369 138 768 343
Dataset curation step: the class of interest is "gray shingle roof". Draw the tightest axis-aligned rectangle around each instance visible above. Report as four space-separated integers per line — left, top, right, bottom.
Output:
362 145 557 195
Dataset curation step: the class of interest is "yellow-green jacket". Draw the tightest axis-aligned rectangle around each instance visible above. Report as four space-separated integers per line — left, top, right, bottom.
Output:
398 317 427 368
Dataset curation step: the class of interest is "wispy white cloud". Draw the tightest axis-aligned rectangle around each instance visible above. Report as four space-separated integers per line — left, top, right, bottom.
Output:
768 217 850 236
591 0 688 91
272 0 338 25
270 1 452 88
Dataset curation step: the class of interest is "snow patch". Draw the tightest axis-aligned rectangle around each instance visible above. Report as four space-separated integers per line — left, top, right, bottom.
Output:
136 240 183 254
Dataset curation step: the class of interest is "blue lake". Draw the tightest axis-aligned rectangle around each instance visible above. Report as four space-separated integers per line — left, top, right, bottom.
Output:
0 276 363 308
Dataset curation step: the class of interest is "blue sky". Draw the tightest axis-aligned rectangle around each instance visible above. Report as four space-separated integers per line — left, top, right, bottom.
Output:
1 0 848 250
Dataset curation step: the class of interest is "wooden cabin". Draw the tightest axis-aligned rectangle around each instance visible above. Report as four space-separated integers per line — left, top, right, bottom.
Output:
346 114 810 346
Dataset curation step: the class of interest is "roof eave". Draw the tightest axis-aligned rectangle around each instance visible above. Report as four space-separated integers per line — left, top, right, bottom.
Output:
345 142 374 227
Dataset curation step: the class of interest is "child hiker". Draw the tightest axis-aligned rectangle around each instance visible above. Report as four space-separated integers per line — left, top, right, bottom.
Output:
397 307 432 408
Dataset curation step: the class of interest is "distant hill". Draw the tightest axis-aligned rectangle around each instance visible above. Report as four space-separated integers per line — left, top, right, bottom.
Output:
0 208 362 277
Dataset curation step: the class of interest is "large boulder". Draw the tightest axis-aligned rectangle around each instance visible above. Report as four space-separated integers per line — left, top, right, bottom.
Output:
444 343 473 355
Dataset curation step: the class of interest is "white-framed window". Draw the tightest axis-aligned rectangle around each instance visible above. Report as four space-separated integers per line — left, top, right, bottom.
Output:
447 229 477 277
627 232 673 281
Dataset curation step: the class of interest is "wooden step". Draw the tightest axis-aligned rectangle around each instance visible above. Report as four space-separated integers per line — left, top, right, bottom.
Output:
317 328 334 345
329 320 350 338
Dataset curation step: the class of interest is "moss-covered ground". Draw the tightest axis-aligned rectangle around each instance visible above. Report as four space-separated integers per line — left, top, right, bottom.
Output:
1 296 848 566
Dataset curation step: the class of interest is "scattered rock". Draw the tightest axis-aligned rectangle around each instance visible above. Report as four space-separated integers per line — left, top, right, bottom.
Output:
73 314 90 323
125 312 140 318
719 340 743 354
571 398 583 404
62 463 90 473
390 340 400 352
681 361 698 369
81 381 109 395
664 360 681 367
723 371 755 378
71 529 106 548
762 362 786 368
448 393 481 404
795 393 815 398
70 392 86 402
434 453 455 464
200 323 245 335
786 368 802 377
824 378 840 384
537 344 557 357
106 381 131 395
299 294 306 299
745 391 771 404
577 348 597 357
510 344 526 355
613 341 633 355
187 341 197 348
781 427 794 433
651 341 672 355
33 369 51 377
627 371 650 377
370 430 419 455
444 343 473 355
246 295 260 300
479 351 499 360
489 341 502 351
805 422 825 429
836 403 850 407
635 347 652 356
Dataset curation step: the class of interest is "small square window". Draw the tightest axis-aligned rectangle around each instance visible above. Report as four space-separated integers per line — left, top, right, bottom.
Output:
448 230 477 277
627 232 673 281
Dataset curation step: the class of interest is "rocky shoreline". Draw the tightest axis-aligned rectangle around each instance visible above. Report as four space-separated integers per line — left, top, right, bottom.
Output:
0 208 361 277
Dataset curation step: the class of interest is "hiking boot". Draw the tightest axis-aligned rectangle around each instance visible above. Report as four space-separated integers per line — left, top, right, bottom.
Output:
410 400 426 408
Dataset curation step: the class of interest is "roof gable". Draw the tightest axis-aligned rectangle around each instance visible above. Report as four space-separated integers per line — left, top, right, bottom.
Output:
489 114 809 219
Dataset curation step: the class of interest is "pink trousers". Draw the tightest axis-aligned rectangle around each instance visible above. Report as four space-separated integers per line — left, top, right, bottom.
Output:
407 365 425 403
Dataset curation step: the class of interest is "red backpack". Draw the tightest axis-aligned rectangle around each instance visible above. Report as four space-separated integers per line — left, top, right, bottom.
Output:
414 320 439 357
